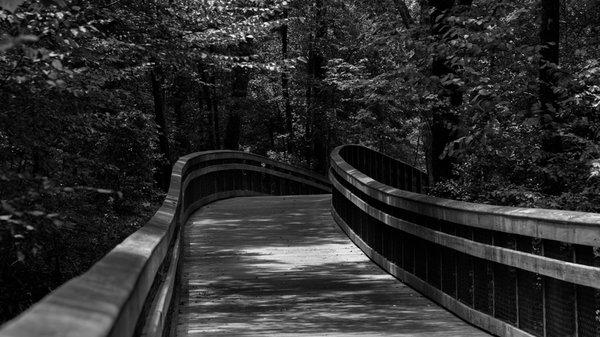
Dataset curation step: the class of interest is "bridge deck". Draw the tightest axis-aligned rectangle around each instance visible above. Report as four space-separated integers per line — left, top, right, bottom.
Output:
176 195 489 336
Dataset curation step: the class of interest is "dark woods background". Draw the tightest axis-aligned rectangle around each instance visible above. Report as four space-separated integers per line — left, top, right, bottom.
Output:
1 0 599 323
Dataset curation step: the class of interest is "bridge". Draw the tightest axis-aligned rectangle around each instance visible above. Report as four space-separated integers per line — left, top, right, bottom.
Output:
0 145 598 337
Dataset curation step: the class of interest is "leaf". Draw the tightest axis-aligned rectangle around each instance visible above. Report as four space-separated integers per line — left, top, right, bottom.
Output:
0 0 25 12
51 59 63 70
523 117 540 126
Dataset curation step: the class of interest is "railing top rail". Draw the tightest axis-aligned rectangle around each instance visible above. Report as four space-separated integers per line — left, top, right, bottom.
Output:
331 145 600 246
181 150 328 179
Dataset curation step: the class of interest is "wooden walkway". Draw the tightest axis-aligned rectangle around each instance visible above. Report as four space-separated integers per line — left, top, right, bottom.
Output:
176 195 489 336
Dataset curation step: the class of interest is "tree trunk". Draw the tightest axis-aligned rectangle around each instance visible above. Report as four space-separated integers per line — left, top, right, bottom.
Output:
150 65 171 191
223 109 241 150
172 75 189 154
306 0 328 173
539 0 560 139
202 84 215 149
391 0 414 28
281 21 294 153
210 73 220 149
426 0 470 183
418 0 430 25
224 42 251 150
200 65 219 149
539 0 561 193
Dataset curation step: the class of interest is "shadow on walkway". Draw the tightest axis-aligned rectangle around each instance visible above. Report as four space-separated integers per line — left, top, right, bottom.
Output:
177 195 489 336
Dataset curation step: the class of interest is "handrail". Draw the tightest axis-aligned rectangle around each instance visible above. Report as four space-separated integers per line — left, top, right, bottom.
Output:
330 144 600 337
0 150 330 337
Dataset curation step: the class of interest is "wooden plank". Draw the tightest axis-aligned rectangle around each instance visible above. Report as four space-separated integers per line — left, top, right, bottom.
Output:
176 195 489 337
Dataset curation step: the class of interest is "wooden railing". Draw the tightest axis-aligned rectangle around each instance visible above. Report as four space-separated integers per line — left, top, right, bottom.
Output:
0 150 330 337
330 144 600 337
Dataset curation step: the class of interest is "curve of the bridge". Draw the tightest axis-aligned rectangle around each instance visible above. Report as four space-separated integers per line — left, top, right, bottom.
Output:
1 147 598 337
176 195 488 336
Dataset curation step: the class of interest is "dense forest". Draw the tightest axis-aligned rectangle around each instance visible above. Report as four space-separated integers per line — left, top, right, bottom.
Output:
1 0 599 323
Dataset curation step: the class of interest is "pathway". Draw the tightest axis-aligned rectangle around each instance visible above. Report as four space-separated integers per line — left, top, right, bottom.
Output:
176 195 489 336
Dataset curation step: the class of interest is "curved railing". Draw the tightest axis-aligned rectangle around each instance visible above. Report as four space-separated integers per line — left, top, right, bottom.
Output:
0 150 330 337
330 144 600 337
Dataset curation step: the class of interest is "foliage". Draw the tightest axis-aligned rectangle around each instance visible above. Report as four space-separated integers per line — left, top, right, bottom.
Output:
323 0 600 210
0 0 293 321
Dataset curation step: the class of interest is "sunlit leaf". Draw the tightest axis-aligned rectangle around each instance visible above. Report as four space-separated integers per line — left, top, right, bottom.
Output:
51 59 63 70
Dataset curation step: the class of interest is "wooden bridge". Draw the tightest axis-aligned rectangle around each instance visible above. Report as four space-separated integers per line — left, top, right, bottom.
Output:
0 145 598 337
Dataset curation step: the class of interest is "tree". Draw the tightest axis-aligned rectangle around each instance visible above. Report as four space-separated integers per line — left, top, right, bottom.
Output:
427 0 472 183
538 0 561 193
151 64 171 190
305 0 329 172
280 15 294 152
391 0 414 28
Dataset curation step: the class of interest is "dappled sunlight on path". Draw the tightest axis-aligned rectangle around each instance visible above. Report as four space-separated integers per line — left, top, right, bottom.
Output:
176 195 489 336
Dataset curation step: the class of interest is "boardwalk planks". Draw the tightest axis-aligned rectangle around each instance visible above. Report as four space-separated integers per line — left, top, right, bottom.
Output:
176 195 489 336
